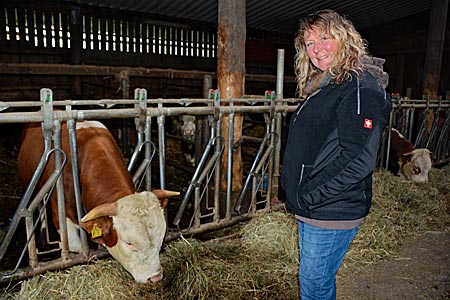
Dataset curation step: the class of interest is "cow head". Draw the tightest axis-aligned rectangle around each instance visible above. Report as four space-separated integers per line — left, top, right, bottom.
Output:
399 148 432 183
179 115 196 142
80 190 179 283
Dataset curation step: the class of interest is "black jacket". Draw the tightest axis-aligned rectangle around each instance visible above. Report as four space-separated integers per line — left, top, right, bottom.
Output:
281 71 392 220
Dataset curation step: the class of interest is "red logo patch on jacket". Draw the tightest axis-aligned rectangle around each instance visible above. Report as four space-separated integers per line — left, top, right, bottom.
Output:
364 118 373 129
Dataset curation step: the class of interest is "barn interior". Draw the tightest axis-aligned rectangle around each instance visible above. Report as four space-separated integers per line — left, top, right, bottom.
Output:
0 0 449 295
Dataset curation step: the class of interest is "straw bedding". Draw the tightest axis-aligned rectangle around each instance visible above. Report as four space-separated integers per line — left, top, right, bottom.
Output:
1 165 449 300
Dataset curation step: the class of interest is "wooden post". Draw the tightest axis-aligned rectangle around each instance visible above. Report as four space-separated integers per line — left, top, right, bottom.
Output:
422 0 448 133
70 6 82 97
217 0 246 192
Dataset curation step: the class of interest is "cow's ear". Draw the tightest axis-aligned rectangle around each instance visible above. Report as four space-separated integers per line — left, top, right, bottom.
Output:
399 153 413 163
159 198 169 209
80 217 118 247
402 151 415 157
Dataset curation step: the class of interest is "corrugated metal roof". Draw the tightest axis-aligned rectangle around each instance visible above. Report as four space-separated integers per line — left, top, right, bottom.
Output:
63 0 433 35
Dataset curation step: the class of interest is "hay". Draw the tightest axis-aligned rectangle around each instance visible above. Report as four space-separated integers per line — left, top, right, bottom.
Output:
2 165 449 300
346 167 450 270
159 213 299 300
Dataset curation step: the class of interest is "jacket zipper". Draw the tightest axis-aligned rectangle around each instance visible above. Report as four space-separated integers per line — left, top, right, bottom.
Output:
293 88 322 125
296 163 306 210
293 98 309 125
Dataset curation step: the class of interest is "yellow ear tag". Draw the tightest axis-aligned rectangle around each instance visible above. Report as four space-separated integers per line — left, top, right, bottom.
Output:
91 223 103 238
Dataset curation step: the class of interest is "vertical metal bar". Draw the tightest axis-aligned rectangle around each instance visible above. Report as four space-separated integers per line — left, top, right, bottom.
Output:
266 120 276 209
53 120 70 260
66 118 89 257
385 111 394 170
145 108 152 191
251 176 257 214
0 88 56 261
158 102 166 189
408 108 415 141
213 92 222 222
226 110 234 220
0 139 51 260
194 185 201 228
25 212 38 268
273 49 284 200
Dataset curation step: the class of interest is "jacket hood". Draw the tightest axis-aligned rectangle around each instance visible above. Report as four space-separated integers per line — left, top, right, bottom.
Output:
362 56 389 89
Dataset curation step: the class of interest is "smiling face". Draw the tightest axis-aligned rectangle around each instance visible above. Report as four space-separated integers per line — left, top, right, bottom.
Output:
304 26 338 71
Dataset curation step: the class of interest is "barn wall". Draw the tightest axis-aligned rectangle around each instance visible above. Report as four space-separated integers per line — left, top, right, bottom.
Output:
0 2 296 102
2 3 446 102
362 10 450 99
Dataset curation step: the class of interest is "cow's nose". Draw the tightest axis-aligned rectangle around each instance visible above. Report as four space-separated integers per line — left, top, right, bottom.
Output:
149 269 164 284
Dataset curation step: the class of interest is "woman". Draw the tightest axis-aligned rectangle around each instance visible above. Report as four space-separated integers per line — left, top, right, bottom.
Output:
281 10 391 300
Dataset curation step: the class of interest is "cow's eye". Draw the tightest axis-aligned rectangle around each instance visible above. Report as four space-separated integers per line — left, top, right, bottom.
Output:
124 241 134 250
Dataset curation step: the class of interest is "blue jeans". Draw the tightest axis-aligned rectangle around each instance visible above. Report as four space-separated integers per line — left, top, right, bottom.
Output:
297 221 359 300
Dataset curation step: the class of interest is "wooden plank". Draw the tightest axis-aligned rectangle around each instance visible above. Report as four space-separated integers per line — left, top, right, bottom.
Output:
25 8 36 47
99 17 106 52
169 26 175 55
55 11 62 48
176 27 181 56
130 20 136 53
0 6 8 45
118 19 124 52
192 29 198 57
154 24 160 55
17 8 27 45
107 18 114 52
85 15 92 51
35 10 44 48
142 22 148 54
44 11 52 48
6 7 16 43
69 7 81 63
184 28 190 56
92 16 99 51
60 11 68 49
149 23 154 54
160 25 167 55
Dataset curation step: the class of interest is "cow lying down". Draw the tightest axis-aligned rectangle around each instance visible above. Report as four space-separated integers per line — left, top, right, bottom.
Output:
388 128 432 183
18 121 179 283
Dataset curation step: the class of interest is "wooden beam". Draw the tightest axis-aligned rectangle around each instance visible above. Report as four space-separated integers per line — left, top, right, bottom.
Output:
218 0 246 195
423 0 448 98
0 62 294 82
423 0 448 134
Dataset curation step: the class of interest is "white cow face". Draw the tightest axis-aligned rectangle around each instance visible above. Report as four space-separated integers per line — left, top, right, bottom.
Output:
399 148 432 183
81 190 178 283
179 115 196 141
109 192 166 283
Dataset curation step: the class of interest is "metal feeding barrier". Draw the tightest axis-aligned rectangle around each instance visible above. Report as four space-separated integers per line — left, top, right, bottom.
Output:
382 97 450 167
0 50 298 282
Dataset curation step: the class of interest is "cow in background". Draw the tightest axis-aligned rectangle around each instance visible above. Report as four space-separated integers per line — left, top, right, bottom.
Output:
388 128 432 183
178 115 196 167
18 121 179 283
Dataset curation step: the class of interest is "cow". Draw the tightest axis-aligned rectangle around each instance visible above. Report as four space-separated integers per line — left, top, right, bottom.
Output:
178 115 196 167
388 128 432 183
17 120 179 283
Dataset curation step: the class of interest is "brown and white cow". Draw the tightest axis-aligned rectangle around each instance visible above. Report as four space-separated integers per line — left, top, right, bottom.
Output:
388 128 432 183
18 120 179 283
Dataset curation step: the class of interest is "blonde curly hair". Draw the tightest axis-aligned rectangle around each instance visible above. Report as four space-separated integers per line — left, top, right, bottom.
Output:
294 10 368 99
